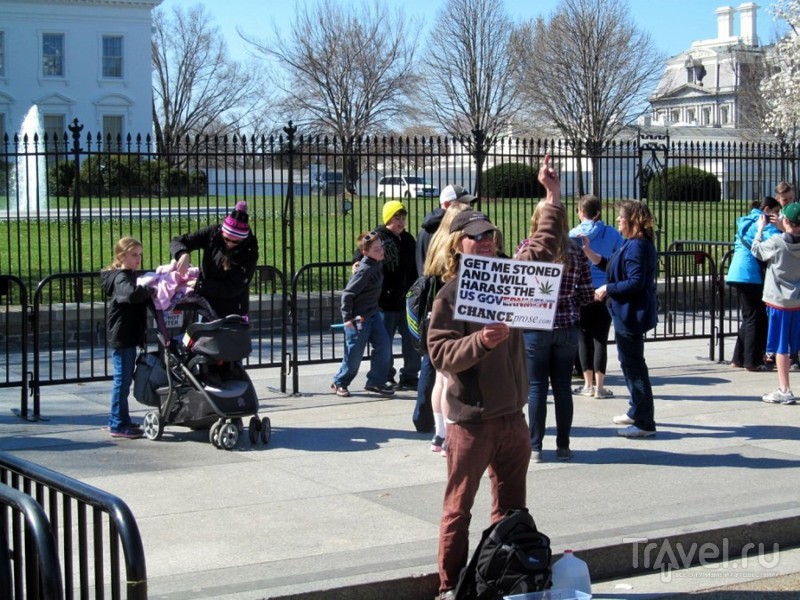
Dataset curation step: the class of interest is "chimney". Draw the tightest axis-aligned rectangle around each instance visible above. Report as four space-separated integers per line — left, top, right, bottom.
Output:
716 6 735 40
738 2 759 46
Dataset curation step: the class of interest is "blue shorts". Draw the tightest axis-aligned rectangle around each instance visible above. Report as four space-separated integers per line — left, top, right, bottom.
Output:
765 306 800 355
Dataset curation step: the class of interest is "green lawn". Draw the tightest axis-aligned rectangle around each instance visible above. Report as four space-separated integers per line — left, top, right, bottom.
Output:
1 193 748 293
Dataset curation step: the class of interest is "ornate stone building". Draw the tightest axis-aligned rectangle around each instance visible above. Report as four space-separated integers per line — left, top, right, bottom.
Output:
647 3 769 130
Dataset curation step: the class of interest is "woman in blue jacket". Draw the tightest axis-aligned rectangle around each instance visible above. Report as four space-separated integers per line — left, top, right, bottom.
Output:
583 200 658 438
726 197 781 371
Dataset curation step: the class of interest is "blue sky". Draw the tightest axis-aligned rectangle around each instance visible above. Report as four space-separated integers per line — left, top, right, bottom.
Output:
158 0 782 63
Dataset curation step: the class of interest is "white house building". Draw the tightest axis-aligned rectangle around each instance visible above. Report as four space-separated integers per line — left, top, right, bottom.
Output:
0 0 162 146
647 3 769 130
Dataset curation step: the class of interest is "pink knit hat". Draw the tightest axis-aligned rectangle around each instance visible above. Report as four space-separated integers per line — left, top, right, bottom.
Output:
222 201 250 240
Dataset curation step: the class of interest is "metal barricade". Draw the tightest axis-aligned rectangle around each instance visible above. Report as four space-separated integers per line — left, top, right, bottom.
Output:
0 275 31 419
0 451 147 600
652 250 718 360
289 261 353 394
0 481 64 600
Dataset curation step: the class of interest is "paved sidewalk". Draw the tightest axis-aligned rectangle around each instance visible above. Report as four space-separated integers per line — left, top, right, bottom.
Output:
1 337 799 599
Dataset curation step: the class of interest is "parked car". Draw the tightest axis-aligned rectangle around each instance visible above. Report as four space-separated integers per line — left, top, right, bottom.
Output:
377 176 439 199
311 171 345 195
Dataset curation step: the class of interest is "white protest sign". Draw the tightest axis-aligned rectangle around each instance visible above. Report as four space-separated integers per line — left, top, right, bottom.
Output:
455 255 563 330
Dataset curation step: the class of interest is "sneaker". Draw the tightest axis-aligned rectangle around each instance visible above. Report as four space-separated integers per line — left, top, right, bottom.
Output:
364 384 395 397
617 425 656 438
791 363 800 372
397 379 418 391
110 426 143 439
573 385 594 397
386 377 399 389
440 440 448 457
555 448 574 461
745 364 772 372
594 387 614 399
762 388 796 404
431 435 445 453
330 383 351 397
530 450 543 463
612 414 635 425
439 590 456 600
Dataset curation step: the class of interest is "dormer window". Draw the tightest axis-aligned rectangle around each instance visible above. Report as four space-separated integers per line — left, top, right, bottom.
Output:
684 55 706 86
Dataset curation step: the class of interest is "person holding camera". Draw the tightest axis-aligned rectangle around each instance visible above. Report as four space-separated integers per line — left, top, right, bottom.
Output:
726 196 782 371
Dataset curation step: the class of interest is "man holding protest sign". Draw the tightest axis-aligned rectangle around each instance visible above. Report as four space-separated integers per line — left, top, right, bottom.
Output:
427 155 563 600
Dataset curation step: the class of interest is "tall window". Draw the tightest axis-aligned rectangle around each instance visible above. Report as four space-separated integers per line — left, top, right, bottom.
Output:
0 31 5 77
102 35 123 78
102 115 124 147
0 113 6 143
720 106 730 125
43 114 65 144
42 33 64 77
702 108 711 125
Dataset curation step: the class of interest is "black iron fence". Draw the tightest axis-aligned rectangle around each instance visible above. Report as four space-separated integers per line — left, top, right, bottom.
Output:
2 122 796 409
3 122 799 294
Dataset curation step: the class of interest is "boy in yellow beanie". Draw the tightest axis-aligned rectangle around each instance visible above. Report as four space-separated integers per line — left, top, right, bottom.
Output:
383 200 406 226
354 200 420 390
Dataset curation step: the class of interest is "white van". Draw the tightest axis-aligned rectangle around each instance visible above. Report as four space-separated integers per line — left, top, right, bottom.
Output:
377 176 439 199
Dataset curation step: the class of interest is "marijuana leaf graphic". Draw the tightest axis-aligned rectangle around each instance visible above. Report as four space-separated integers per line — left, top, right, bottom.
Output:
538 281 553 296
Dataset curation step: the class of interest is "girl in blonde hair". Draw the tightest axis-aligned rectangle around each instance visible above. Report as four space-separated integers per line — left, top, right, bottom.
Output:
422 202 471 454
101 237 152 439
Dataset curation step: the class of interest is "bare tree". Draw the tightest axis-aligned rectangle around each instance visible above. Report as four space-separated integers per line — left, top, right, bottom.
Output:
242 0 418 191
241 0 418 192
515 0 663 196
152 4 268 159
420 0 521 150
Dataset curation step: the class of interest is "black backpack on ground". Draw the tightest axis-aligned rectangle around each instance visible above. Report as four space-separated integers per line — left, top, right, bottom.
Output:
454 508 552 600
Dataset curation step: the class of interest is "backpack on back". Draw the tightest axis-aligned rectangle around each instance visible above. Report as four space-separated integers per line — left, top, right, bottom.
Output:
455 508 552 600
406 275 439 354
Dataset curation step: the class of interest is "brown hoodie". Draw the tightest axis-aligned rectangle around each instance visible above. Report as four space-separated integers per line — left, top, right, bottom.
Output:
427 202 566 422
427 280 527 423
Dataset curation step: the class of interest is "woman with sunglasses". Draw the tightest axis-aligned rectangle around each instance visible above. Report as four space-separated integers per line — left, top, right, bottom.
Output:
171 201 259 318
426 156 562 600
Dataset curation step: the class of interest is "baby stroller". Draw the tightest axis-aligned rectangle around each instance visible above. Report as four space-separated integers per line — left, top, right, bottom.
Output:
135 296 271 450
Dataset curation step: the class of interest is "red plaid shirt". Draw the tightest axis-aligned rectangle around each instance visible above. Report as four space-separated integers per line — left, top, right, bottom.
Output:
515 239 594 329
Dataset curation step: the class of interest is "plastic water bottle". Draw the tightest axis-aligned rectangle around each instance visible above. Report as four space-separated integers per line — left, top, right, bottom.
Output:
551 549 592 595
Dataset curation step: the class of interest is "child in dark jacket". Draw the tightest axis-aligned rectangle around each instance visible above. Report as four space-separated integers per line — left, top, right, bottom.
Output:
100 237 152 439
331 231 394 398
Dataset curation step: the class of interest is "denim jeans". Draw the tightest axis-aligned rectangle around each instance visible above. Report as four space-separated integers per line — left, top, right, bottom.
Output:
524 326 579 451
615 332 656 431
110 346 137 431
412 353 435 432
333 313 392 388
381 309 421 383
438 412 530 593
